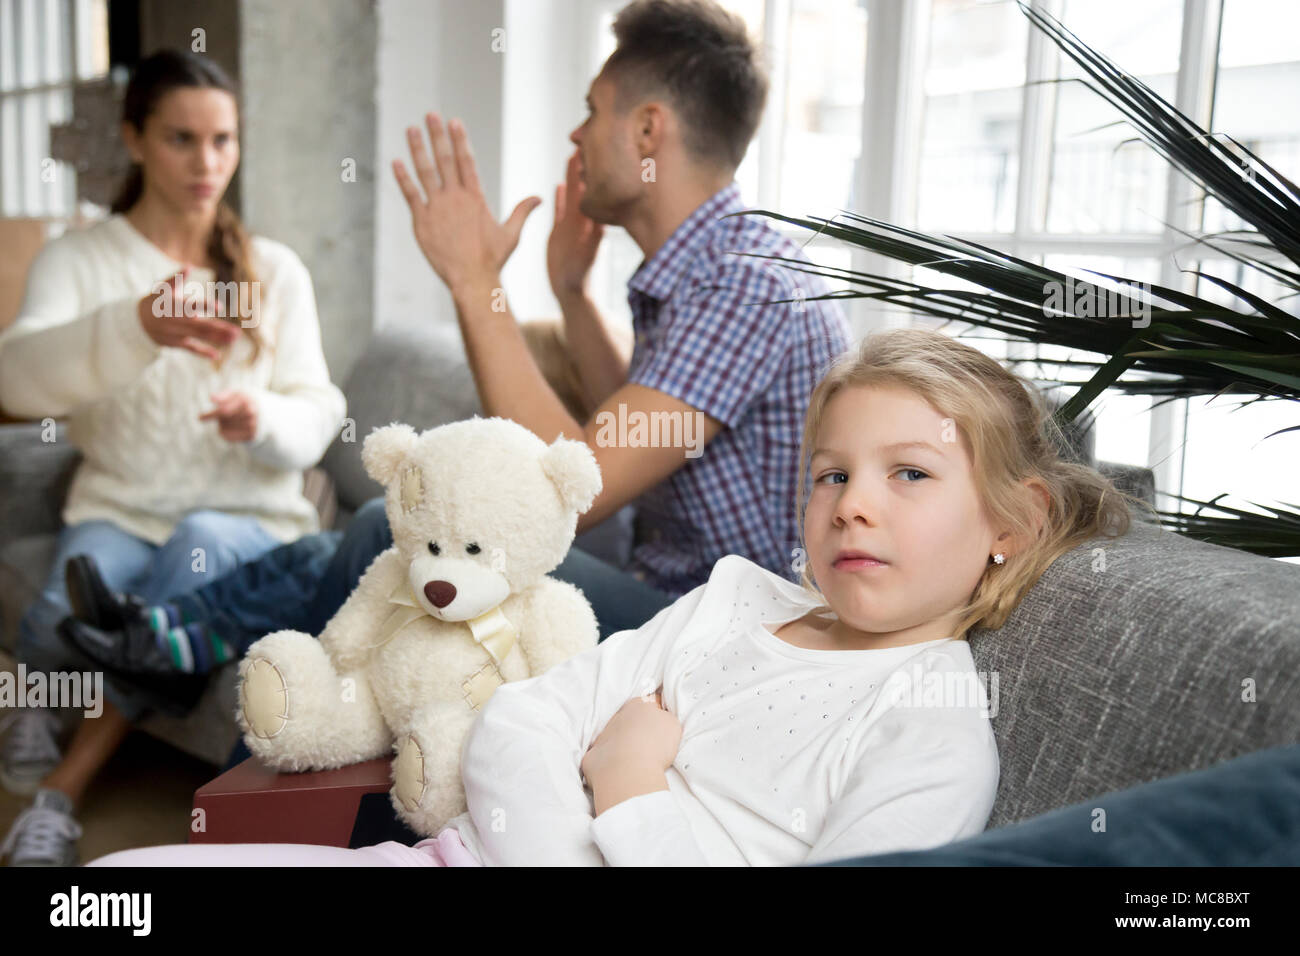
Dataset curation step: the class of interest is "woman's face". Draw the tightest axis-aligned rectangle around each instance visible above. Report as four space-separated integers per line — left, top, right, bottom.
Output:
123 87 239 215
803 384 1002 639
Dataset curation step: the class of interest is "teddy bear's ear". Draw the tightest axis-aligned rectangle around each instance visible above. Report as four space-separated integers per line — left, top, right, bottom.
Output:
541 437 603 514
361 423 420 486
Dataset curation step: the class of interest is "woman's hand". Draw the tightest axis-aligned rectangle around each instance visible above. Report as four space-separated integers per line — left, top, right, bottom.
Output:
199 390 257 442
138 268 240 362
582 690 681 815
546 150 604 304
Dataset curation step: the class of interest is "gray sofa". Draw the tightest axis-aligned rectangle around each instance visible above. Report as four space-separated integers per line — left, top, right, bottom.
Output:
2 323 1297 840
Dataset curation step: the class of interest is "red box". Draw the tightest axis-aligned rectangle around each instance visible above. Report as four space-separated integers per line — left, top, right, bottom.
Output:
191 757 393 846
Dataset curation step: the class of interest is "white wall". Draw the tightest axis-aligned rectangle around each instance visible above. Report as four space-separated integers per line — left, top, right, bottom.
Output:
240 0 376 382
376 0 643 335
500 0 594 321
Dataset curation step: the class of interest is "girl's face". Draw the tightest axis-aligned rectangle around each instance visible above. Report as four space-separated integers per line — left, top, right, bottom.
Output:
804 383 1004 641
123 87 239 215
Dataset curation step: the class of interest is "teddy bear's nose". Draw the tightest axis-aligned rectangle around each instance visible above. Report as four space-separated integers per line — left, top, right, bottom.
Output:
423 580 457 608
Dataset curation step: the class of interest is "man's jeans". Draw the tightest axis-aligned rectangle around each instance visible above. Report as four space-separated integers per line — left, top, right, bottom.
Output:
18 512 280 721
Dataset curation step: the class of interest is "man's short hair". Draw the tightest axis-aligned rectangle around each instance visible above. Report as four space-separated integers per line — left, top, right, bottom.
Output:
606 0 768 171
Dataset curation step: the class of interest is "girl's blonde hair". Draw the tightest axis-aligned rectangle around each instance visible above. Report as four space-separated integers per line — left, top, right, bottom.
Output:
796 327 1151 636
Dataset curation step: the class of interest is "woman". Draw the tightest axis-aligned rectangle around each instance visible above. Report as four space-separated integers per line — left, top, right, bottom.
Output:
0 50 345 867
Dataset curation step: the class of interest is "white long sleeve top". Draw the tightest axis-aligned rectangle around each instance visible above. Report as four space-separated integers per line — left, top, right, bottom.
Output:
0 214 346 544
448 554 1000 866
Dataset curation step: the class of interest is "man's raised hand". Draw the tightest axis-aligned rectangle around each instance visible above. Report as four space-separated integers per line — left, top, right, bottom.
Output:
392 112 542 298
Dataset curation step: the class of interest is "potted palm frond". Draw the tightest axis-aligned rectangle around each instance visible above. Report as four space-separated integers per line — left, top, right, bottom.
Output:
743 0 1300 557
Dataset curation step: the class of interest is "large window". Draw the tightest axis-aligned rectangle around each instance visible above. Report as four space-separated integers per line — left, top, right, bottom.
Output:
0 0 108 217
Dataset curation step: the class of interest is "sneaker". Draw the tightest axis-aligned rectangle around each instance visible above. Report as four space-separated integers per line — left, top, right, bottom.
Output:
0 788 81 866
56 618 209 718
65 554 147 632
0 709 62 797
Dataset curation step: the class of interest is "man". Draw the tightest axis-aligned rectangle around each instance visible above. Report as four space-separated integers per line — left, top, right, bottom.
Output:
52 0 849 702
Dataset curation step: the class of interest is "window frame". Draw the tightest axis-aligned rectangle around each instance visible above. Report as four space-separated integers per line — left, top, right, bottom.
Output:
0 0 103 217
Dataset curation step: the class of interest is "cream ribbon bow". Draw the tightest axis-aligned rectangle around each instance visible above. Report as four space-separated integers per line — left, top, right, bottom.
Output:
369 581 518 665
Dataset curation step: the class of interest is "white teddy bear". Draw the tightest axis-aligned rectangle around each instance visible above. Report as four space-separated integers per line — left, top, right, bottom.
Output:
236 416 602 835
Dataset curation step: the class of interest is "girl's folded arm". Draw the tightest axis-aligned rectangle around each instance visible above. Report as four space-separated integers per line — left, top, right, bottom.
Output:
460 580 712 866
803 703 1000 866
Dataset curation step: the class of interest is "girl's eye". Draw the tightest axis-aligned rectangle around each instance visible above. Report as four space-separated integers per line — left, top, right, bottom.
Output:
466 543 481 555
427 542 440 556
896 468 929 482
816 472 846 485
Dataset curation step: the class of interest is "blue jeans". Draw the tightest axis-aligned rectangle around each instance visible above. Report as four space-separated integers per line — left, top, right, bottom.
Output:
18 511 280 721
820 743 1300 866
219 496 676 771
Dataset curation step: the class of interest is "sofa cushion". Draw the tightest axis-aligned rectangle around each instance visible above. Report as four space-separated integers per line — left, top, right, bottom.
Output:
0 422 78 543
970 514 1300 830
0 534 56 654
322 323 483 514
137 666 241 768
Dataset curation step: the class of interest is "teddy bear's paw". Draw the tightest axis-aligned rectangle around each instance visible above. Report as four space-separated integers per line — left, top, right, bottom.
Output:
241 658 288 739
236 630 392 771
389 724 469 836
392 733 426 812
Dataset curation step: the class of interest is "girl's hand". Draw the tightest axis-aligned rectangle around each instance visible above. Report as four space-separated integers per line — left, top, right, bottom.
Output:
138 267 240 362
581 690 681 791
199 390 257 443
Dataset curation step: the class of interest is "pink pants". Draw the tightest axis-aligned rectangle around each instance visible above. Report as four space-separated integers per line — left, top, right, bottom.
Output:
85 827 481 867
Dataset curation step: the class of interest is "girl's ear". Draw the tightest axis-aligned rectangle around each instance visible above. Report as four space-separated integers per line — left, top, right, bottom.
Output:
1023 478 1052 537
362 423 420 486
541 437 603 514
996 478 1053 557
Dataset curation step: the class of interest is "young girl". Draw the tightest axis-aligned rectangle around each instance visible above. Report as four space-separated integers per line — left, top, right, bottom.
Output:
85 328 1134 867
0 50 345 866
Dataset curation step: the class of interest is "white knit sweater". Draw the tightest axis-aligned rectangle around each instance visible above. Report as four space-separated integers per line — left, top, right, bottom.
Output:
0 214 347 545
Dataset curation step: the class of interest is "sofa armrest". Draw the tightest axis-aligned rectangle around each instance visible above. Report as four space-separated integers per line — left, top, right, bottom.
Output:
0 421 79 543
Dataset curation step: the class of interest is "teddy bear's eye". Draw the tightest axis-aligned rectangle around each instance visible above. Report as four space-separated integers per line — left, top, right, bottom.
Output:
428 542 440 556
466 543 481 555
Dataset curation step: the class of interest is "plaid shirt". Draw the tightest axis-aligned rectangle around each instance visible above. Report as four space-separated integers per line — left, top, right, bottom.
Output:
623 182 851 598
